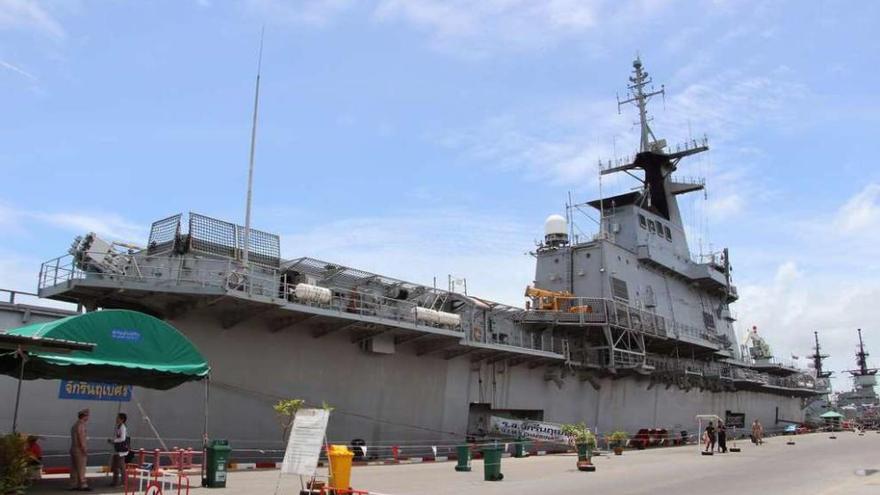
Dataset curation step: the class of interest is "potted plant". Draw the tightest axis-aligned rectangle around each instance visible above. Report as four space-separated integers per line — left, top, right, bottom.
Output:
561 423 596 471
608 431 629 455
273 398 304 443
0 433 29 495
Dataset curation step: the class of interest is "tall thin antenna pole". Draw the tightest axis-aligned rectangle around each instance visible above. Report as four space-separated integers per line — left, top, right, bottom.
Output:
598 160 604 236
243 27 265 265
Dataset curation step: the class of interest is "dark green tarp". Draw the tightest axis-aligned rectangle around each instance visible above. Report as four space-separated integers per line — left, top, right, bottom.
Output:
0 309 209 389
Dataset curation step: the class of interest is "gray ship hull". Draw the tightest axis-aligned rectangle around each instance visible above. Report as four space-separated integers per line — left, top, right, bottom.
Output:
1 306 803 460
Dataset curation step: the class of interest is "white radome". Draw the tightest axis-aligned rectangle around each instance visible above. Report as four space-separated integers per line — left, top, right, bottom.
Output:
544 214 567 236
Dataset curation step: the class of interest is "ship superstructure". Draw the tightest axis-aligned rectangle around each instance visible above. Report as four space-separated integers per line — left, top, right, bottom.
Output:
6 57 822 453
837 329 879 426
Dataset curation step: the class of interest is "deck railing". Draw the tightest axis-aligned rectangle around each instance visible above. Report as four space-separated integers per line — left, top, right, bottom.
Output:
39 252 566 357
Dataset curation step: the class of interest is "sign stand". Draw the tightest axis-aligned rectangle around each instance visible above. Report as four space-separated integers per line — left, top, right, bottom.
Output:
274 409 330 495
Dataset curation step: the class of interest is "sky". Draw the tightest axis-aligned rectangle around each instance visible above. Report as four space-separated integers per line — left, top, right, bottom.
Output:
1 0 879 392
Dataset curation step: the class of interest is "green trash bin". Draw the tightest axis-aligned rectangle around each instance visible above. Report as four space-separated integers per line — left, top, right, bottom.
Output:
576 443 592 462
204 440 232 488
454 445 471 472
513 438 528 458
481 446 504 481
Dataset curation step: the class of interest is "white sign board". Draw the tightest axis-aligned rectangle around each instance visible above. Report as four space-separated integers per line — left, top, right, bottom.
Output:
490 416 571 443
281 408 330 476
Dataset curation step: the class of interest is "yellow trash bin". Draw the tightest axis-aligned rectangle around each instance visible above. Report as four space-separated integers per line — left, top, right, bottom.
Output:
328 445 354 492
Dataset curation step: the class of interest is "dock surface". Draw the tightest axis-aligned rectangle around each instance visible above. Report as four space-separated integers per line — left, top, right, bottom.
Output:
32 432 880 494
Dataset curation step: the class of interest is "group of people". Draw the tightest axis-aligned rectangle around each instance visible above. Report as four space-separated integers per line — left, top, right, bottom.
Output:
68 408 131 491
703 418 765 453
702 421 728 453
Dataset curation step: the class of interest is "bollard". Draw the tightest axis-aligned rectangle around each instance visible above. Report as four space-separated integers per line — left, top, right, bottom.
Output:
481 446 504 481
454 445 471 472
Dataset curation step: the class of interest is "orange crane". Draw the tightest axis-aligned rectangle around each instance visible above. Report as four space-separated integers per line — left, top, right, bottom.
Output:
524 286 593 313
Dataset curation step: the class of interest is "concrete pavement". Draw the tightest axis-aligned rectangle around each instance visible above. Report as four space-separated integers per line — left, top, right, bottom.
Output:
31 431 880 495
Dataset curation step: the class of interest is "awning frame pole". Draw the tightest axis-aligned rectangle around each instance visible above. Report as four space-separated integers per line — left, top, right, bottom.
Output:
203 375 210 446
11 348 27 433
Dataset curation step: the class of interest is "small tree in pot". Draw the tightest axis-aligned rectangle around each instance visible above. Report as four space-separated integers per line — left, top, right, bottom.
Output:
608 431 629 455
561 423 597 471
0 433 29 495
273 398 304 443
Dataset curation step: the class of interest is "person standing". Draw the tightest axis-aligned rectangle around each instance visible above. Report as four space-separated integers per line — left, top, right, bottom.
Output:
751 419 763 446
717 423 727 453
69 408 90 491
756 419 764 445
107 413 129 486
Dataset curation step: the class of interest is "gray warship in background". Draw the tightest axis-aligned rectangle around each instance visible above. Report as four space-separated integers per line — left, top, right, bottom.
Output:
836 330 879 427
1 58 822 457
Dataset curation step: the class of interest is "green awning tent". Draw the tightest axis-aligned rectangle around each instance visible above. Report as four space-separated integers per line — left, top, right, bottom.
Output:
819 411 844 419
0 309 209 389
2 309 211 436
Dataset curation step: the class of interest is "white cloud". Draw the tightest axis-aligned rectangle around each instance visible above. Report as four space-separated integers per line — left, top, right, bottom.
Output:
244 0 356 27
0 0 65 38
0 250 80 312
0 59 37 82
373 0 610 57
436 63 808 201
837 183 880 234
281 209 537 305
0 202 144 242
31 212 144 241
734 184 880 393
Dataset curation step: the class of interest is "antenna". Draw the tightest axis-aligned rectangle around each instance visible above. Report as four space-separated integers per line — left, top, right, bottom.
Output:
242 27 265 265
616 54 665 153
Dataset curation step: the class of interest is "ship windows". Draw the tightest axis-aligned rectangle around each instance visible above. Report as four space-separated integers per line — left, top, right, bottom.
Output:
664 225 672 241
648 221 656 234
639 214 647 229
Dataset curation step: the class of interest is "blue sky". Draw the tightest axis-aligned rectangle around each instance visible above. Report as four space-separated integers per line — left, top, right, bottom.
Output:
1 0 879 390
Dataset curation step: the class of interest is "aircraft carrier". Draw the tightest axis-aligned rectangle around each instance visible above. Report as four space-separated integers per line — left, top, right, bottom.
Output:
1 58 822 457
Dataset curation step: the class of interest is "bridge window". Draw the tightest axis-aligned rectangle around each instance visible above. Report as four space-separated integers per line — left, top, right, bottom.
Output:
648 221 656 234
664 225 672 241
639 214 647 229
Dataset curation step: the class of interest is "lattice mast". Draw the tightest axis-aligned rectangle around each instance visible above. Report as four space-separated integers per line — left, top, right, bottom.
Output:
809 331 832 379
617 56 665 153
849 328 877 377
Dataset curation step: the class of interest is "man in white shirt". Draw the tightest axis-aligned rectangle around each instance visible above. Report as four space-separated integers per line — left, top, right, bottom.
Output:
107 413 129 486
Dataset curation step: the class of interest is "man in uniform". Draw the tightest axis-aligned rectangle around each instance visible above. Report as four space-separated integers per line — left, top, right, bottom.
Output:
69 408 90 491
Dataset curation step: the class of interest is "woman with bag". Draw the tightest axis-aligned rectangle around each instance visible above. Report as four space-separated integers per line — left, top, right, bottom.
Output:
107 413 129 487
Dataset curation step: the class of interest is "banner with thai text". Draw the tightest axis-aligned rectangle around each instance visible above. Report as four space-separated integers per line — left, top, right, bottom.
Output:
489 416 571 443
59 381 132 402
